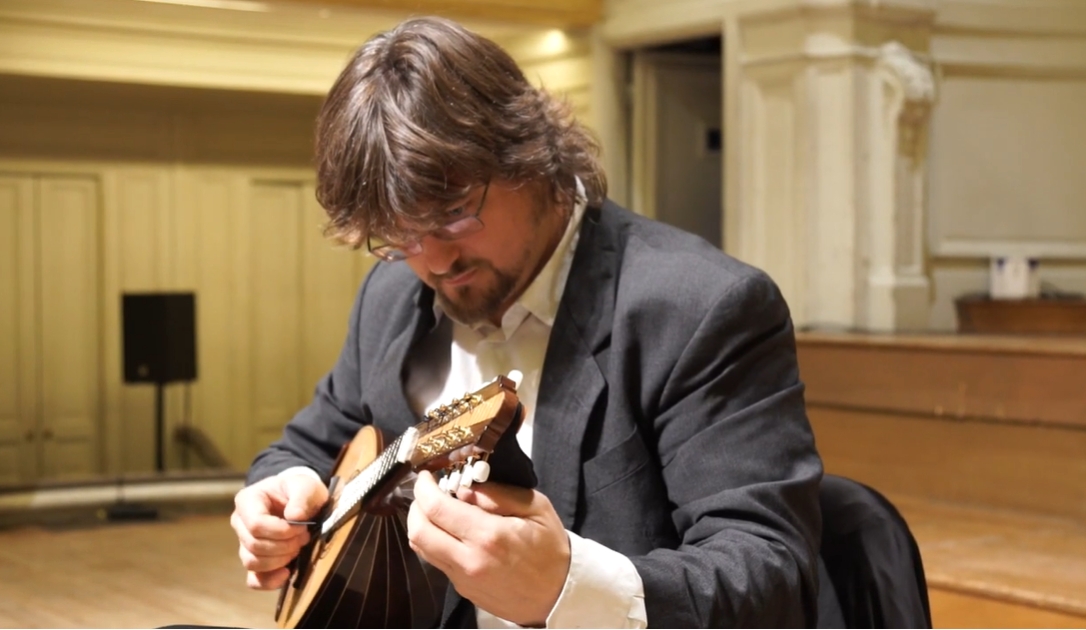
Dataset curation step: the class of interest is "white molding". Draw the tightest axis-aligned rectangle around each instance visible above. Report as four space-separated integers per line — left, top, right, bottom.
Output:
601 0 728 48
588 26 629 206
934 35 1086 78
600 0 935 50
933 239 1086 261
0 0 529 46
0 17 349 94
0 476 243 511
0 0 538 94
878 41 936 104
936 0 1086 37
744 43 935 68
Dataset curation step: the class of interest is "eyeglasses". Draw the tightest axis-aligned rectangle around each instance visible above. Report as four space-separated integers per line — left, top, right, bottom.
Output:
367 183 490 262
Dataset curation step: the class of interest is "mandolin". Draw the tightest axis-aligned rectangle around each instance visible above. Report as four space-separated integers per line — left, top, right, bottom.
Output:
274 373 536 629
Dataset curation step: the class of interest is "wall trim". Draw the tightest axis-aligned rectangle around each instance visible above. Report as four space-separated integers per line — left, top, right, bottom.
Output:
0 0 540 94
933 240 1086 261
0 474 244 511
744 44 935 68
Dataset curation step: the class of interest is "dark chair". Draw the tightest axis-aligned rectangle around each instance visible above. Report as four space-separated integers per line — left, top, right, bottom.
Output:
815 475 932 628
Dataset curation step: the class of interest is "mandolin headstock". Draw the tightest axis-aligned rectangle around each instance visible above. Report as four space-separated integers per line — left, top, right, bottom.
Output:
407 374 521 472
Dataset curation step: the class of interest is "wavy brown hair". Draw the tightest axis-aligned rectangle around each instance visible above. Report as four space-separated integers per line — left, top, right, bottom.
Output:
314 16 607 248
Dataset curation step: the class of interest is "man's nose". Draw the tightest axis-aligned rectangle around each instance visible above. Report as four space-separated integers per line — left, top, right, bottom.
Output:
417 236 460 275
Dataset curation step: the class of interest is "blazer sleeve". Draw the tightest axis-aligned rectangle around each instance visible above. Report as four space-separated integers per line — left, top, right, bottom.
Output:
629 270 823 628
246 276 372 485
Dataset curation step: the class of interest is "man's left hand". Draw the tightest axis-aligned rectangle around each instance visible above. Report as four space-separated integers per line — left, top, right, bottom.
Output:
407 470 570 627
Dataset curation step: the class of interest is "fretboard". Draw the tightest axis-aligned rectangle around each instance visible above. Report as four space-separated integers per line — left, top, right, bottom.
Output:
320 427 418 537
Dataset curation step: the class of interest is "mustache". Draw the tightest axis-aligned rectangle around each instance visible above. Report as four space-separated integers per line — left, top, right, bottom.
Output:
432 259 490 281
434 262 472 279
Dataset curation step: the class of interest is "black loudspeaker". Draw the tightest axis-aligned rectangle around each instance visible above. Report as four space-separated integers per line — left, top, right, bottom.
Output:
122 292 197 384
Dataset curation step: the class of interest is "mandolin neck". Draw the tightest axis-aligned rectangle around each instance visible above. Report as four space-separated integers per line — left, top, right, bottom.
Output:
319 428 419 537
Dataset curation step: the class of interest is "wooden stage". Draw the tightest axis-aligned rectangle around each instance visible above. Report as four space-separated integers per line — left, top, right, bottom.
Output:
797 330 1086 627
0 331 1083 628
0 510 275 629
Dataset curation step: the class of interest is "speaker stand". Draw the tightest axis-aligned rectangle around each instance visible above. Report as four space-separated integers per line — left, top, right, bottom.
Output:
155 381 166 473
107 382 168 522
106 501 159 522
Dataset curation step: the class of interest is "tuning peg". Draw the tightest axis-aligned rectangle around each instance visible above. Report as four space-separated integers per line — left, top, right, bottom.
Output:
507 370 523 389
470 460 491 484
460 458 478 489
447 469 462 494
438 474 450 493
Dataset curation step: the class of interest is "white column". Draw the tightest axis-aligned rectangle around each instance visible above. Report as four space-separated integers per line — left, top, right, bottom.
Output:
727 0 936 330
860 42 936 330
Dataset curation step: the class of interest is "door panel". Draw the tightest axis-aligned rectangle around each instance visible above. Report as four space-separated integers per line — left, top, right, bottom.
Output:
0 175 36 484
37 176 101 480
174 170 240 469
300 183 370 401
249 182 304 452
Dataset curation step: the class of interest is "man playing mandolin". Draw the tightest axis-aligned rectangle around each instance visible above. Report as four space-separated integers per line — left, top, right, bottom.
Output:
231 16 823 629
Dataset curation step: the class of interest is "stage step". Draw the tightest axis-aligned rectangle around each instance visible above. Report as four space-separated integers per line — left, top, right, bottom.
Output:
797 332 1086 627
895 495 1086 628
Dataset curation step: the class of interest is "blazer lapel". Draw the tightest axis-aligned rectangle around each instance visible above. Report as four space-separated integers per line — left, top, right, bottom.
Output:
532 205 617 529
369 280 437 434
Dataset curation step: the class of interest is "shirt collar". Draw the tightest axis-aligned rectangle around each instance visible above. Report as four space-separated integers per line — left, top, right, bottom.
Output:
513 179 587 330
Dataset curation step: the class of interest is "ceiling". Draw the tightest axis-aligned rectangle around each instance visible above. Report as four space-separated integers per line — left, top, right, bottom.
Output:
278 0 602 28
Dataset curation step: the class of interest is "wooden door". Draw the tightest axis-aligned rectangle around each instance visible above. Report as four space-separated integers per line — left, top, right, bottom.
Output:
0 173 101 483
245 179 375 458
0 175 37 484
36 175 101 479
248 181 307 453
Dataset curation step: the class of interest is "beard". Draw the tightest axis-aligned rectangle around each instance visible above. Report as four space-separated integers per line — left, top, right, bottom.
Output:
432 258 519 326
428 183 560 327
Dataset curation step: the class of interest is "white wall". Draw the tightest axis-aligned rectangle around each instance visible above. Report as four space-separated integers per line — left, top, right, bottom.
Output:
0 2 595 479
926 1 1086 329
599 0 1086 333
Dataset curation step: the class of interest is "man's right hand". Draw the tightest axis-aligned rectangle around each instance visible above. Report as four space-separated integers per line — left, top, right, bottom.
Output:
230 472 329 590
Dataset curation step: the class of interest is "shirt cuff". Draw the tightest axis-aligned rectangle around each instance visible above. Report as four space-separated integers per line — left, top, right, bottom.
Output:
475 531 647 629
544 530 647 629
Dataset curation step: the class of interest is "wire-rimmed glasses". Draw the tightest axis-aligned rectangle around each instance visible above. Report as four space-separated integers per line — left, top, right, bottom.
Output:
367 182 490 262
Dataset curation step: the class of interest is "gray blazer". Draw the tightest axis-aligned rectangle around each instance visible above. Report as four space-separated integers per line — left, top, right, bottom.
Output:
249 200 823 628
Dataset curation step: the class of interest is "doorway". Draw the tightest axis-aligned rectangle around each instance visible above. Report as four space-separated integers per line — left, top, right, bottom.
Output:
630 36 723 249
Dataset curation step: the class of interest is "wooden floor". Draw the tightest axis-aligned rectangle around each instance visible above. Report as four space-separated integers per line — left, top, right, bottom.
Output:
0 510 277 629
3 500 1086 628
895 495 1086 627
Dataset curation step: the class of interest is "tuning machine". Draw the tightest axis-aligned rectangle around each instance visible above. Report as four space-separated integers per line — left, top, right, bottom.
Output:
438 455 492 494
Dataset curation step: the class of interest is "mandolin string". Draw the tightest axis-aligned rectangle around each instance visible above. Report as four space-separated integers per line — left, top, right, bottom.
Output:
324 510 380 626
321 434 402 537
293 380 511 626
393 507 441 628
314 431 421 625
387 511 411 626
385 506 422 627
382 515 394 627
